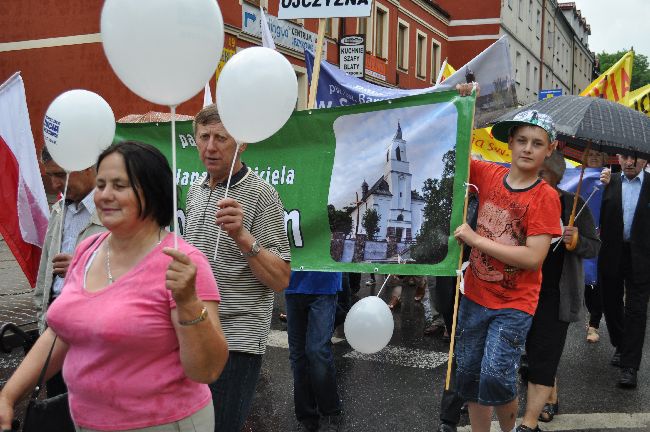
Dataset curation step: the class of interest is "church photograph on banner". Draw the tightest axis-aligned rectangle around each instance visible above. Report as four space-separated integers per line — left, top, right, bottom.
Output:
114 91 474 276
328 103 458 266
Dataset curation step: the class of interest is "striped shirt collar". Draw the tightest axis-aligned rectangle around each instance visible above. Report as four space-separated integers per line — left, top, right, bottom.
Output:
201 163 249 189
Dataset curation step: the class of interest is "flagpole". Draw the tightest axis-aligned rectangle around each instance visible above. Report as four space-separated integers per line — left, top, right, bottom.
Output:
0 72 21 93
435 58 448 86
308 19 327 109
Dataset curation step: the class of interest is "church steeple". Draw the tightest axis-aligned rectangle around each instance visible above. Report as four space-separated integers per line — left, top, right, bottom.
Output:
394 121 403 140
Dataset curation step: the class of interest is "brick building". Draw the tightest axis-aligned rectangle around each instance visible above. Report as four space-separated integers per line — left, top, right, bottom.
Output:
435 0 595 104
1 0 595 176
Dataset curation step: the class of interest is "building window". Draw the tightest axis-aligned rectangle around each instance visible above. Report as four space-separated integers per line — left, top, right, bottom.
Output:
533 66 538 95
528 0 533 28
526 60 531 90
374 6 388 59
416 31 427 79
430 40 440 84
324 18 338 39
358 17 367 35
518 0 524 21
358 17 373 52
515 51 521 86
397 20 409 71
536 9 541 37
508 0 513 9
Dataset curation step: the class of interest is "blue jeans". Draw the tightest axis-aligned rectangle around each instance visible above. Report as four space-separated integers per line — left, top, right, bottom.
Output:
286 293 342 424
455 297 532 406
209 351 262 432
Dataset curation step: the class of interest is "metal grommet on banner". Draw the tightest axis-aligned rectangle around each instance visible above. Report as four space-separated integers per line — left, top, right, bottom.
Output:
373 267 379 273
299 266 304 270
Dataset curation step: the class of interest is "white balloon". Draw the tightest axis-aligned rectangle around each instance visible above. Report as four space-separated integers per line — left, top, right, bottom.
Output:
43 90 116 172
217 47 298 143
344 296 394 354
101 0 224 106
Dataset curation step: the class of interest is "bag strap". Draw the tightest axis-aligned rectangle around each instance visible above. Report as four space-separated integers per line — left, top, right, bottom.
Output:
29 336 58 402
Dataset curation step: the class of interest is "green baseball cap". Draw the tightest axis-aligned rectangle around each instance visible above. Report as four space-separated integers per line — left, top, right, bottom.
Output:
492 110 557 143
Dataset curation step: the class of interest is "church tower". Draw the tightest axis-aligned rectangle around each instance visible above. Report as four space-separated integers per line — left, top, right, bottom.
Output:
383 121 413 229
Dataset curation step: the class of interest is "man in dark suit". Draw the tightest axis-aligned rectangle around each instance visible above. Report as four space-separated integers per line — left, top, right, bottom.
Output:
599 154 650 389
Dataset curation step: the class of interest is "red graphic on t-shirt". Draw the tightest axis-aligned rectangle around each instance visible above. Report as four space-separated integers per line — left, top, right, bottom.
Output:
470 199 529 292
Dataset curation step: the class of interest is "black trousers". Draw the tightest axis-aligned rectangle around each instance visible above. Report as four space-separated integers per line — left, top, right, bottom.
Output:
584 283 603 328
435 276 465 425
602 246 650 370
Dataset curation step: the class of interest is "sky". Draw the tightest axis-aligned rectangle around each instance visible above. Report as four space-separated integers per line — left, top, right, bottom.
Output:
328 102 458 209
571 0 649 58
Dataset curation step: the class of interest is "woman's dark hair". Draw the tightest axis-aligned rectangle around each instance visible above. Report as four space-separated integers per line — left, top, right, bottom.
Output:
96 141 173 227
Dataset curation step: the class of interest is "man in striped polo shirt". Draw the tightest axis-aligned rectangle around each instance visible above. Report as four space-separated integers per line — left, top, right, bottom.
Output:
185 104 291 432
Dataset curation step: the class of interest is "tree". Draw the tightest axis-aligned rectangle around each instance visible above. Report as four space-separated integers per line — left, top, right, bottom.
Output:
598 50 650 91
412 149 455 264
327 204 352 235
361 208 381 240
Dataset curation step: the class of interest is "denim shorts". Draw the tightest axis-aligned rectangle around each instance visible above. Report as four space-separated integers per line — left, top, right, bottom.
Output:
454 297 532 406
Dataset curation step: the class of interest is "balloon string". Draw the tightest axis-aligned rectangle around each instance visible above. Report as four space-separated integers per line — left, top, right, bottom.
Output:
56 172 70 255
376 275 392 297
213 141 242 261
170 105 179 249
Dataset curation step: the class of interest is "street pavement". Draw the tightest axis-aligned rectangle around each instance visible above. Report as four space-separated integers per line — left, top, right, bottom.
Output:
1 237 649 431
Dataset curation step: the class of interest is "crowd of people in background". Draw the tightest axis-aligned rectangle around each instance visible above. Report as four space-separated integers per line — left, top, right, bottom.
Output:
0 86 648 432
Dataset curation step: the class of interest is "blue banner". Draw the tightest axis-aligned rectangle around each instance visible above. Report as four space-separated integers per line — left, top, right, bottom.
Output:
305 35 518 126
558 167 603 285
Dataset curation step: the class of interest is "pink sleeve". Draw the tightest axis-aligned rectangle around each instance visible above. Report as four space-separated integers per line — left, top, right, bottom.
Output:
168 248 220 308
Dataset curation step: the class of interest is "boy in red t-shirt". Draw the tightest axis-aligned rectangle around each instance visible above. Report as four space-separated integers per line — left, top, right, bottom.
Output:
453 110 562 432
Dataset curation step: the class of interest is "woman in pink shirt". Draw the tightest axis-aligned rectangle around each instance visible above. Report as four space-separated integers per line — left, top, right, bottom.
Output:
0 141 229 431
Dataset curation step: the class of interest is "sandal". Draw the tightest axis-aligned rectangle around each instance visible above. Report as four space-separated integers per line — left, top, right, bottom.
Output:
516 425 540 432
539 400 559 422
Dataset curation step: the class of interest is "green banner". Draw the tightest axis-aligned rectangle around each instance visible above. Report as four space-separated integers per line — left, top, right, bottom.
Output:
115 91 474 276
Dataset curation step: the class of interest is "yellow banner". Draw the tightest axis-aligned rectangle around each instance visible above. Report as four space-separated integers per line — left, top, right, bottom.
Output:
472 127 578 167
580 51 633 102
216 35 237 83
471 127 511 162
441 63 456 81
626 84 650 117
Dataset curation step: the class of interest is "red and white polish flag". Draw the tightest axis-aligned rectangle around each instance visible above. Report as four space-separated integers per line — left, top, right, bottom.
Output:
0 72 49 287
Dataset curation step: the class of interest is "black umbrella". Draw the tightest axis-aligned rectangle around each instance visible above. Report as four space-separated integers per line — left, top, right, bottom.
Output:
492 95 650 159
492 95 650 251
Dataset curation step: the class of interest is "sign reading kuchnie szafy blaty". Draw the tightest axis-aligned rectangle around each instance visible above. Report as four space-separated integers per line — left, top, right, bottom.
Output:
339 35 365 78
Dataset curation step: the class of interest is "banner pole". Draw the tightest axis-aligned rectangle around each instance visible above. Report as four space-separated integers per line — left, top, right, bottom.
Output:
308 19 327 109
445 87 477 391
